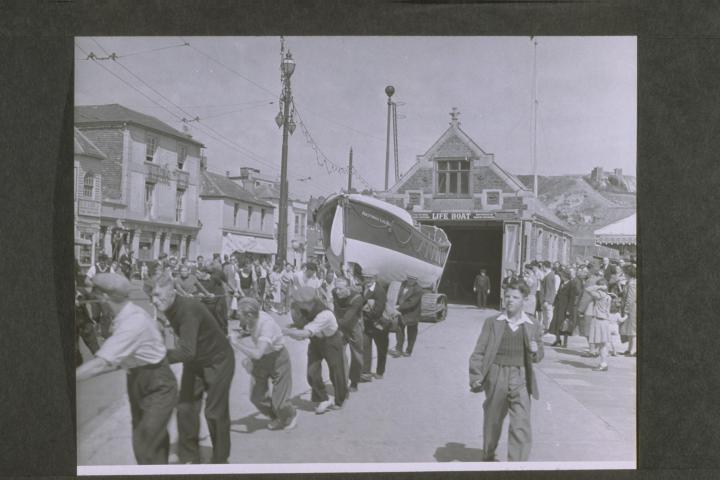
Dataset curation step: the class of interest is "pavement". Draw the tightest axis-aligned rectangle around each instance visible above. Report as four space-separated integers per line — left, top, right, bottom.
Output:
77 295 636 467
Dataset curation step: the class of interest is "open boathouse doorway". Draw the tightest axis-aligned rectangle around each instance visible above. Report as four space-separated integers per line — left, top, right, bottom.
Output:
435 222 503 307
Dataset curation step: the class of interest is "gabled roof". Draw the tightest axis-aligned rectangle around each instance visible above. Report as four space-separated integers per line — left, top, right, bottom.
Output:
525 196 570 232
74 127 106 160
201 170 274 208
595 213 636 236
75 104 204 147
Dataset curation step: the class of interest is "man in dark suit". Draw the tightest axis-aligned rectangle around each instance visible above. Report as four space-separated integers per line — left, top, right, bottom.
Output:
359 273 388 381
473 269 491 309
469 278 544 462
391 275 425 357
538 261 557 331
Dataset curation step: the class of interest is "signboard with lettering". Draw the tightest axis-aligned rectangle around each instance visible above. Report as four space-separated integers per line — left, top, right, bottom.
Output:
411 210 520 222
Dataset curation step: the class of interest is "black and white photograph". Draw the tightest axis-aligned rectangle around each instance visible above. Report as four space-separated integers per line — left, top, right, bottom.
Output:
73 36 636 474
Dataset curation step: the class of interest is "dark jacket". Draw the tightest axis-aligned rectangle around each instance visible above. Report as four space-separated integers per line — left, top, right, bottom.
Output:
362 282 387 330
397 282 424 327
473 274 491 293
333 291 364 339
468 314 544 400
539 271 557 305
165 296 232 367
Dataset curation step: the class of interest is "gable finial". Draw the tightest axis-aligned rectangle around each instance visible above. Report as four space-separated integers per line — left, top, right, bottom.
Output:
450 107 460 127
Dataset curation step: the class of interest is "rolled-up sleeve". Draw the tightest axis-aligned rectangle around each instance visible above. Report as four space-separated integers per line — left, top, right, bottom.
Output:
95 318 142 366
303 310 337 337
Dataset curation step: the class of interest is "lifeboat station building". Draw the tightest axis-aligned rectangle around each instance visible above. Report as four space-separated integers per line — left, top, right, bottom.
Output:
379 109 572 306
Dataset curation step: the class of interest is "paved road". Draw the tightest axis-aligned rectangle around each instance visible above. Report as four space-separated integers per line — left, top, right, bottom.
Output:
77 301 635 467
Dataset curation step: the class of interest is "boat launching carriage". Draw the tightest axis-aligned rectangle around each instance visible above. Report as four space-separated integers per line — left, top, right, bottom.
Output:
313 193 452 322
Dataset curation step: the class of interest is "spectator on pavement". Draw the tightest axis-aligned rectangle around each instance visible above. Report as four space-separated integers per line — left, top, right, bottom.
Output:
231 297 297 431
151 273 235 464
469 278 544 462
539 261 557 332
549 268 571 347
283 286 348 414
620 264 637 357
77 273 178 465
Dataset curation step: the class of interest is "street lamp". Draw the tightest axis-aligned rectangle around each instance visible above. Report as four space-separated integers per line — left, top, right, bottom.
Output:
276 50 295 265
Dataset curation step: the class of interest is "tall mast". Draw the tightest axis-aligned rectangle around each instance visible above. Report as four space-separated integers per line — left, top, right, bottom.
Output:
531 37 539 197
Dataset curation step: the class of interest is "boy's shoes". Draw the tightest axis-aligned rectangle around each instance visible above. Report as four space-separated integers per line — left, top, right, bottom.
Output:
359 374 373 382
315 398 334 414
593 364 609 372
267 419 284 430
373 373 384 380
283 413 298 431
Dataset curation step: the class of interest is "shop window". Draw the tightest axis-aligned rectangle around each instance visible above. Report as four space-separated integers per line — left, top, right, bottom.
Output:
83 172 95 198
146 136 157 162
436 159 470 195
175 188 185 222
78 231 93 266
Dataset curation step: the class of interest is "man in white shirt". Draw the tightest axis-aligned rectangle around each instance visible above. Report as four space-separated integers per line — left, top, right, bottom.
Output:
76 273 178 465
283 286 348 414
231 297 297 430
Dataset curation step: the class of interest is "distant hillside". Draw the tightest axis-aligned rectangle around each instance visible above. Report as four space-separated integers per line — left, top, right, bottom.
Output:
518 174 636 237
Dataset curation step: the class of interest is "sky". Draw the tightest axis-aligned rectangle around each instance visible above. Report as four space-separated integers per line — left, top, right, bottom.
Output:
75 36 636 200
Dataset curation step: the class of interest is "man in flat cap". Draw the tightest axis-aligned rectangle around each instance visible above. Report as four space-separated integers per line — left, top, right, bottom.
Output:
76 273 178 465
151 273 235 464
283 286 348 414
391 274 425 357
359 272 388 382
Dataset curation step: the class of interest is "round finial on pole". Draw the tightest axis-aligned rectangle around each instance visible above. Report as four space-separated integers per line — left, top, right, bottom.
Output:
385 85 395 98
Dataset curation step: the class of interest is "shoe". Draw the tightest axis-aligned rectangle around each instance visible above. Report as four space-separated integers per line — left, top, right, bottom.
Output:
593 364 609 372
551 341 561 347
580 351 594 358
349 384 358 392
610 351 617 357
283 413 298 431
403 351 412 357
373 373 384 380
389 348 401 357
315 398 334 414
623 350 631 356
267 419 284 430
359 374 373 383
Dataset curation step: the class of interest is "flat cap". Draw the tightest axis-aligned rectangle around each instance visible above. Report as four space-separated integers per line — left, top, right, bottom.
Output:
92 273 131 299
292 286 319 304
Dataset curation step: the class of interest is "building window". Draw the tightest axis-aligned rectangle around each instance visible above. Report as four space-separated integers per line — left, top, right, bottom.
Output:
78 231 93 265
233 203 240 227
436 159 470 195
146 136 157 162
294 214 300 235
83 172 94 198
247 206 253 230
177 145 187 170
145 182 155 218
486 190 501 206
295 213 306 236
260 208 266 230
536 229 543 260
175 188 185 222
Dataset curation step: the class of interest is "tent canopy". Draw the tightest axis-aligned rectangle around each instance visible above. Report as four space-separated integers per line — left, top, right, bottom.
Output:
594 213 636 245
222 233 276 257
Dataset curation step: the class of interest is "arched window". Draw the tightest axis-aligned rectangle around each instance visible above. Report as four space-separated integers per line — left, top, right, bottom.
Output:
83 172 94 197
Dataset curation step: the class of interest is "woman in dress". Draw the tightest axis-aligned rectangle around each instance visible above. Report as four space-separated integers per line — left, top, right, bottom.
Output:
586 279 612 371
619 264 637 357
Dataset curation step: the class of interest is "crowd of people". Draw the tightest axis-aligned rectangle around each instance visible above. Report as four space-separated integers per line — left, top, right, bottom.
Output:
497 256 638 372
75 250 427 465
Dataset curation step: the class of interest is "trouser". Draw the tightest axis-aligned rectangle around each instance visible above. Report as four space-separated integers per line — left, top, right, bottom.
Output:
250 347 295 424
395 321 418 354
177 350 235 464
307 332 347 406
343 322 364 386
541 303 554 330
476 290 488 308
362 326 389 376
126 359 178 465
482 364 532 462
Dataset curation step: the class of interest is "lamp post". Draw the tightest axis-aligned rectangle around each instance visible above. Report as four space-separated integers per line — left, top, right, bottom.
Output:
275 50 296 264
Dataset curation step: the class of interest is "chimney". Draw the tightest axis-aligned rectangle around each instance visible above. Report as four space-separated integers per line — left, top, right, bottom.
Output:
226 170 231 177
614 168 623 177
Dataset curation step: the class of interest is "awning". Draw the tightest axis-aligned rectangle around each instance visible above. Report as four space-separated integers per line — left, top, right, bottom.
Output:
222 233 277 257
594 213 636 246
